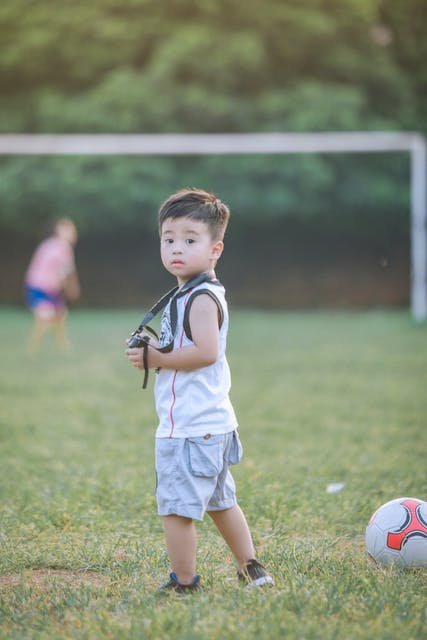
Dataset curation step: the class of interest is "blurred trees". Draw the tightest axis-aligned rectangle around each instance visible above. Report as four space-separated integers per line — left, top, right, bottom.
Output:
2 0 424 135
0 0 424 289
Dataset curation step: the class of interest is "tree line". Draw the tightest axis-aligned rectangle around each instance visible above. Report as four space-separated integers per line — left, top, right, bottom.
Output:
0 0 424 291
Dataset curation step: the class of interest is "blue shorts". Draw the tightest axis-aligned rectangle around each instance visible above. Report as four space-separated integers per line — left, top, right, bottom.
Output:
25 285 65 316
155 430 243 521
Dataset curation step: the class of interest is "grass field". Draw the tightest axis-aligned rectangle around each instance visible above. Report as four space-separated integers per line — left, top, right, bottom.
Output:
0 307 426 639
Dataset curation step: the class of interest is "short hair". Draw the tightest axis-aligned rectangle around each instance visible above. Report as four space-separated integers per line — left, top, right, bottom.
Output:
51 217 78 245
158 188 230 241
54 217 76 232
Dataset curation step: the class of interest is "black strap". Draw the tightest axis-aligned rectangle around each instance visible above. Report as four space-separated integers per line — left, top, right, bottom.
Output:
183 288 224 341
142 340 150 389
130 271 219 388
133 287 178 335
133 271 217 335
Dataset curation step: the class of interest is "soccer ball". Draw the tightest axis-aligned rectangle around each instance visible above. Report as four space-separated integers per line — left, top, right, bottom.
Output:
365 497 427 568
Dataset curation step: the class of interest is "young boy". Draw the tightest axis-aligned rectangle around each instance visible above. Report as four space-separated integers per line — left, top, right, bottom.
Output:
126 188 273 592
25 218 80 352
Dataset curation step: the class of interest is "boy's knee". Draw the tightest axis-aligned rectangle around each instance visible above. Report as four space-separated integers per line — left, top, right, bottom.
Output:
164 514 193 524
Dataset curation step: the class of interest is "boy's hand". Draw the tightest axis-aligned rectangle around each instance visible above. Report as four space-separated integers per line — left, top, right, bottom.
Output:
126 345 145 369
125 293 220 373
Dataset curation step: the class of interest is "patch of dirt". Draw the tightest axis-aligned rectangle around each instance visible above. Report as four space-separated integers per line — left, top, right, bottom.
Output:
0 569 110 592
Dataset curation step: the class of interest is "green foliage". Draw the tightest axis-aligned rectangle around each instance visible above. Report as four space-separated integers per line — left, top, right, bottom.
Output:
0 151 409 243
0 0 424 239
0 309 426 638
1 0 424 133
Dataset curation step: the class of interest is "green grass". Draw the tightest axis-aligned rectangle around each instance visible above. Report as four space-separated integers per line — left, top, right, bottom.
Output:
0 307 426 639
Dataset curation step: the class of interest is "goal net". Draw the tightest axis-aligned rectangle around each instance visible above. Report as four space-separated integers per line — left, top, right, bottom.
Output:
0 131 425 320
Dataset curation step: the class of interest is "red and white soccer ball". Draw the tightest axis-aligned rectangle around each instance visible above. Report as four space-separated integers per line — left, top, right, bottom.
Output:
365 497 427 568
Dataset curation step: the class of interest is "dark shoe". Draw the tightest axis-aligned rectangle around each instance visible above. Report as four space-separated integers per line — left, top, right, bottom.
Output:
158 572 201 594
238 559 274 588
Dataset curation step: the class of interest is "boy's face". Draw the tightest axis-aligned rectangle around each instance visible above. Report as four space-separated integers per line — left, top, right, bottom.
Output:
160 216 223 285
56 221 78 245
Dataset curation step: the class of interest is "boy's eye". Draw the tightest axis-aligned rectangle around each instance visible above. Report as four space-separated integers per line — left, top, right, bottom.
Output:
164 238 173 244
186 239 195 244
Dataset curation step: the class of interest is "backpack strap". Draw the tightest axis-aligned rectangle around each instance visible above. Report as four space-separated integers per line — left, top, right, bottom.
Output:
183 288 224 342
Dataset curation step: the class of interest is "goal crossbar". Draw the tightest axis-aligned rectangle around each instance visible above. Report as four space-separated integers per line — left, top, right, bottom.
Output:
1 131 425 320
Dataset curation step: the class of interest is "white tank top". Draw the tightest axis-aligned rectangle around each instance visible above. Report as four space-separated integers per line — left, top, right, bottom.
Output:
154 281 238 438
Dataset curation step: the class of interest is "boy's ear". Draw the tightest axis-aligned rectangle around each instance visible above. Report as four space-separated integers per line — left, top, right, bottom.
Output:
211 240 224 260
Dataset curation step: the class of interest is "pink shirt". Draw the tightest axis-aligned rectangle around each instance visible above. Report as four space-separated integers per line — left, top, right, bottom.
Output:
25 237 75 294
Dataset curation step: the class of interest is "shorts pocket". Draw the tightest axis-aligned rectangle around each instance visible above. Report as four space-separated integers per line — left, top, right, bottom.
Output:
227 430 243 465
187 437 222 478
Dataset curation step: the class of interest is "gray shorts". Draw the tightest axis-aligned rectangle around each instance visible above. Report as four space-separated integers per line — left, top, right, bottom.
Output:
155 430 243 521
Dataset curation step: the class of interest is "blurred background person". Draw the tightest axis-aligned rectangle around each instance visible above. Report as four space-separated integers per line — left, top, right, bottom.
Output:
25 218 80 352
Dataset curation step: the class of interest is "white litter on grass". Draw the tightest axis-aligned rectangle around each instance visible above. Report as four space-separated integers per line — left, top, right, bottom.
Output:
326 482 345 494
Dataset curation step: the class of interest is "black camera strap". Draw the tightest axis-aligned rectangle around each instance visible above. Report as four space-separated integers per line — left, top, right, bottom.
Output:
130 271 218 388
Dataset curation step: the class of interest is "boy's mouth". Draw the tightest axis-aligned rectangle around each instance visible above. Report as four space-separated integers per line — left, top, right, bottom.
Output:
171 260 184 266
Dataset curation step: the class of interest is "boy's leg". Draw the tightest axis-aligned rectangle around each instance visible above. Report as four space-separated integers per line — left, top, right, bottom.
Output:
163 515 197 585
207 504 255 570
53 311 71 352
28 315 52 352
208 505 274 587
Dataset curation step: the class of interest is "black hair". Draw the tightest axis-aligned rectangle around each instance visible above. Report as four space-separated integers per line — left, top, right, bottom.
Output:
158 188 230 241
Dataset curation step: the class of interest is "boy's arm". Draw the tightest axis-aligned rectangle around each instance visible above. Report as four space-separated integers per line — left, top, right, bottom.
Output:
63 270 80 302
126 293 220 372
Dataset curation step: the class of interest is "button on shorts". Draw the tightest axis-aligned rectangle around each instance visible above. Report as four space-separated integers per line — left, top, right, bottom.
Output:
155 430 243 521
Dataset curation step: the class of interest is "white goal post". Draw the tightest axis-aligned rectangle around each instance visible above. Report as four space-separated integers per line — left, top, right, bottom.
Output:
1 131 425 321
